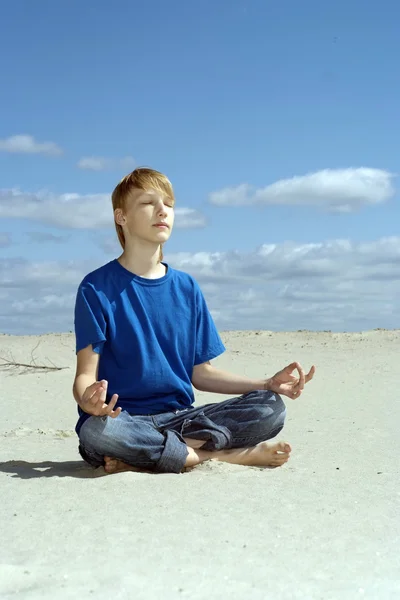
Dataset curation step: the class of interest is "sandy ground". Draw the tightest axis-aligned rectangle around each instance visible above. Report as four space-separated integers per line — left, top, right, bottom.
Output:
0 330 399 600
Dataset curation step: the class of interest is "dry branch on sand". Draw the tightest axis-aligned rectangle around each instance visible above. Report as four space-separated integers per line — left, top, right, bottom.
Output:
0 340 68 372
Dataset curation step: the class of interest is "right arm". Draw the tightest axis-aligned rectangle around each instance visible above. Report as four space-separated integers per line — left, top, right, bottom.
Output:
73 344 121 418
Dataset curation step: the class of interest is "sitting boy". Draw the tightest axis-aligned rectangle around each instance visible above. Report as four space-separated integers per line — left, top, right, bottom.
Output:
73 167 315 474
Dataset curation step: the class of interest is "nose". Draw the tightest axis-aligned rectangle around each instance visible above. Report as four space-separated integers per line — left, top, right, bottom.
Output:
157 202 168 218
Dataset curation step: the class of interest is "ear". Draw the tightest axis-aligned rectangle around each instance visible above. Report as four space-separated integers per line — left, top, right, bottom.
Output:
114 208 125 226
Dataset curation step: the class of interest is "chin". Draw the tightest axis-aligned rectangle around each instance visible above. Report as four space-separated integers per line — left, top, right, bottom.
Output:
153 229 171 240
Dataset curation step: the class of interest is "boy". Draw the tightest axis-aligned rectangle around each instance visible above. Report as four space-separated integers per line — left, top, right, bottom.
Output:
73 168 315 474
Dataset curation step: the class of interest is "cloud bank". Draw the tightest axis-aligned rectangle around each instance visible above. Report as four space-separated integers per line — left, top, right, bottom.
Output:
0 190 206 230
1 237 399 334
209 168 395 213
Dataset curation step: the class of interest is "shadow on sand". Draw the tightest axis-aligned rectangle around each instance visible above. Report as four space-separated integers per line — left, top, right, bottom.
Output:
0 459 106 479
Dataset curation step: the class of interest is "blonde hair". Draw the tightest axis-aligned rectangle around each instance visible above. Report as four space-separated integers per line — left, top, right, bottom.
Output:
111 167 174 262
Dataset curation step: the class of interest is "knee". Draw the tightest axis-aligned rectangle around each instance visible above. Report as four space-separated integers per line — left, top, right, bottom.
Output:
246 388 285 409
255 391 287 441
79 415 120 453
252 390 286 426
269 391 286 422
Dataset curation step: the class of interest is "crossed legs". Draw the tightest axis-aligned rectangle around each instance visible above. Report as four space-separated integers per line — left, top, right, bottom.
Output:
91 390 291 474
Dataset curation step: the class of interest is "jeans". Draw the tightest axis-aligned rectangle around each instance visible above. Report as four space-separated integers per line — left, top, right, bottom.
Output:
78 390 286 474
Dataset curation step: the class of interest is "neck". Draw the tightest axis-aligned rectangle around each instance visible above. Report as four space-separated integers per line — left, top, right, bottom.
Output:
117 240 165 279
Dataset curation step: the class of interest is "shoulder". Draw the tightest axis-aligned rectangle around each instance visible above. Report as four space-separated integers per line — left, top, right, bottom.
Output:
168 266 201 294
78 261 115 290
76 261 117 306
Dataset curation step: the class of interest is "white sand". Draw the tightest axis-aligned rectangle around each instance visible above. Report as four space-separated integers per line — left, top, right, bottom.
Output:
1 330 399 599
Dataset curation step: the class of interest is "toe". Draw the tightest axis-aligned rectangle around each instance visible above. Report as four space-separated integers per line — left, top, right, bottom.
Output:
276 442 291 453
274 452 290 464
104 457 117 472
276 442 286 452
105 462 117 473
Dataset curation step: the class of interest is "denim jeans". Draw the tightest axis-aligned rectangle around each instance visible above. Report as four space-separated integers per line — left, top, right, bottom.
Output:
78 390 286 474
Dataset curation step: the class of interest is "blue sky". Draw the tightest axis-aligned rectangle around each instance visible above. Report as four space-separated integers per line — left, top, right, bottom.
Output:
1 0 399 334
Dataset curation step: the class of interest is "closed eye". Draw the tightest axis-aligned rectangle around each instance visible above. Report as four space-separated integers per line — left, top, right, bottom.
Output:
141 199 174 208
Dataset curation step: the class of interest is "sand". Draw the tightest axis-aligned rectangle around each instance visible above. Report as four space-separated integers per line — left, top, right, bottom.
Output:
1 330 399 599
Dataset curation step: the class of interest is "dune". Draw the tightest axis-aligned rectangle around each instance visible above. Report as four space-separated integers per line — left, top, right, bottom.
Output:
1 330 399 599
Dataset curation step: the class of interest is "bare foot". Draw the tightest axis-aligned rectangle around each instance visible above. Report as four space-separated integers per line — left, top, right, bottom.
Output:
104 440 291 474
190 440 292 469
225 440 292 467
104 456 141 474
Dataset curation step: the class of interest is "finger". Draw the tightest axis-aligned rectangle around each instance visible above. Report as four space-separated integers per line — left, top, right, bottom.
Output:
88 391 101 406
110 407 122 419
88 388 103 405
90 387 106 408
91 380 104 391
291 389 302 399
296 364 306 390
99 380 108 401
284 362 300 374
305 365 316 383
102 405 121 418
84 381 103 402
93 383 107 408
106 394 119 413
98 394 120 418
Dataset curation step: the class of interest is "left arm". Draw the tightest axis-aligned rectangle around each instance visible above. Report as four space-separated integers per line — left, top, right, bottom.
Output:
192 361 316 399
192 361 269 394
189 280 315 398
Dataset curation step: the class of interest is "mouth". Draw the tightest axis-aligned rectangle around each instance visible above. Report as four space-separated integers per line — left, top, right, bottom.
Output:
153 223 169 229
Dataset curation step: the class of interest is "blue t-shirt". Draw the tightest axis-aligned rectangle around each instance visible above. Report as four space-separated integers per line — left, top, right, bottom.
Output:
74 259 225 434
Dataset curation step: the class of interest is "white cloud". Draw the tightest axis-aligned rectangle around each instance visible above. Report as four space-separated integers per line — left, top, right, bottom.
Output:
0 135 62 156
0 189 207 231
0 258 88 289
1 237 399 334
11 293 76 314
209 168 395 213
164 238 400 331
168 237 400 284
0 258 100 334
0 189 111 229
77 156 136 171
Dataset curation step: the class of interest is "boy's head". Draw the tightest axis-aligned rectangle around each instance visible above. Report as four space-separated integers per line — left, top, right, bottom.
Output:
112 167 175 261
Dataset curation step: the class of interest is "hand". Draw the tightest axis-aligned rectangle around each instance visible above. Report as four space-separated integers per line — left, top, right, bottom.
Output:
265 362 315 399
80 380 121 418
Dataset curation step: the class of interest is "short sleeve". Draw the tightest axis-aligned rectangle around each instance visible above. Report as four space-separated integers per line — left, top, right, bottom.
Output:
194 283 225 366
74 281 107 354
